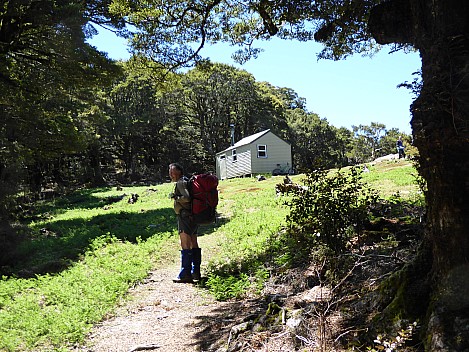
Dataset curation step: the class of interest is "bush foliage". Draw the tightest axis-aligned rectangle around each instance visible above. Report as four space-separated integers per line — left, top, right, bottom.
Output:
285 166 380 253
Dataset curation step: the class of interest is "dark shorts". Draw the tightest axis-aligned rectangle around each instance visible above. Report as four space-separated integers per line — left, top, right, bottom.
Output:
177 209 198 235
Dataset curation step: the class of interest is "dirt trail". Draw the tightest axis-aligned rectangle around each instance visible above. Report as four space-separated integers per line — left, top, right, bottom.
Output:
78 236 232 352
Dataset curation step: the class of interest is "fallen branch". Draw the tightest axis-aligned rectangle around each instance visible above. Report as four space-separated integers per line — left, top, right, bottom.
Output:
345 253 406 263
127 344 160 352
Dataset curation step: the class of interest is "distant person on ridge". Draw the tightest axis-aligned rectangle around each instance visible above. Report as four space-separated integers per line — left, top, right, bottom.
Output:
168 163 201 283
396 136 406 159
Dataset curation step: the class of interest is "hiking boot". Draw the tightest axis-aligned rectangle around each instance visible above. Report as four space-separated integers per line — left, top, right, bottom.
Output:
191 248 202 281
173 249 193 283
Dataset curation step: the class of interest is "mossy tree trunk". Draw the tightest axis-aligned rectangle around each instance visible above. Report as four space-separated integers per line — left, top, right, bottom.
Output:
370 0 469 349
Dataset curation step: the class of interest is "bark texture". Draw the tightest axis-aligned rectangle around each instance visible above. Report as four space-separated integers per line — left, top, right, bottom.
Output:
370 0 469 350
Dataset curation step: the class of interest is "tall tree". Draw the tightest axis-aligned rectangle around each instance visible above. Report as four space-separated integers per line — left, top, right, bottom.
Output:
104 58 185 181
109 0 469 348
351 122 386 161
255 83 298 137
180 62 259 158
368 2 469 349
287 109 346 170
167 62 292 170
0 1 120 210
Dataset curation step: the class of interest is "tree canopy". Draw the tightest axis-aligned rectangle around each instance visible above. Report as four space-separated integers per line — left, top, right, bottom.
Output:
0 1 121 211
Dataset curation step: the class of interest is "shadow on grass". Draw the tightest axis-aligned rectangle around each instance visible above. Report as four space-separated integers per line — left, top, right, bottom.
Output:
2 208 174 278
4 204 227 279
23 187 134 221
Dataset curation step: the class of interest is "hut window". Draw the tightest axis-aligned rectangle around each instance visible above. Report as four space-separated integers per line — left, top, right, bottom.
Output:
257 145 267 158
232 149 237 162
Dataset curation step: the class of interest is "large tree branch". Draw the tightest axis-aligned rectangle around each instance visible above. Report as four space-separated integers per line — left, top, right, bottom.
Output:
368 0 414 45
256 0 279 36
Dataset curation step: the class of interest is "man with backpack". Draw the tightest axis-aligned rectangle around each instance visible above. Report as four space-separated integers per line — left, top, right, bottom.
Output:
169 163 202 283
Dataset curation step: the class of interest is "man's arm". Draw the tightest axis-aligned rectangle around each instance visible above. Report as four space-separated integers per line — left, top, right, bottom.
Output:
176 179 191 205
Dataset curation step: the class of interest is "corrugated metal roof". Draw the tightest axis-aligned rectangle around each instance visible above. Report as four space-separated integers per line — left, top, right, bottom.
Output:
218 129 271 154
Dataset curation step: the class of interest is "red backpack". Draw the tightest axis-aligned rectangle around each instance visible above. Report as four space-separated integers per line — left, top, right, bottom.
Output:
189 174 219 225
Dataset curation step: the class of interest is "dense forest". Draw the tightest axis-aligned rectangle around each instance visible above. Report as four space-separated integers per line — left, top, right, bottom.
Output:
1 27 409 221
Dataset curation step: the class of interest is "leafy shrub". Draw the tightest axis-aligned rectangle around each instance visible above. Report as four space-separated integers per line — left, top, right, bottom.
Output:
285 166 379 253
205 273 251 301
371 321 419 351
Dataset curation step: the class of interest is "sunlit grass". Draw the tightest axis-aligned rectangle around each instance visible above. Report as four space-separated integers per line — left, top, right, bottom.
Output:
362 160 421 197
1 183 176 351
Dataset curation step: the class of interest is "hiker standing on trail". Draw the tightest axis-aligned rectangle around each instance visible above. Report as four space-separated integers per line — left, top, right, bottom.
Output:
169 163 202 283
396 136 406 159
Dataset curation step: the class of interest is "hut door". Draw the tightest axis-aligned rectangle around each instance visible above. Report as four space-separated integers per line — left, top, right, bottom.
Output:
219 155 227 180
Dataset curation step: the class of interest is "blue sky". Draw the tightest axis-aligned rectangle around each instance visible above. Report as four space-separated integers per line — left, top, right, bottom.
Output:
88 28 422 134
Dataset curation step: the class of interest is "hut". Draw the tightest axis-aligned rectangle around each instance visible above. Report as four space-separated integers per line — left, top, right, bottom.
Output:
215 129 292 180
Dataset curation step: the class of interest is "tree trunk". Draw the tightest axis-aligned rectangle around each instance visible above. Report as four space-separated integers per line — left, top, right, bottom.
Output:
370 0 469 349
28 161 44 199
88 141 107 187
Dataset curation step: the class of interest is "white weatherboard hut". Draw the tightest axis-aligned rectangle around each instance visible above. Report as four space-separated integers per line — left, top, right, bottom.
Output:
215 129 292 180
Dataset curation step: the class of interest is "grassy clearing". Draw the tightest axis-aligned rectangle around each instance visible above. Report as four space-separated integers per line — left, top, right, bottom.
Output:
0 160 420 351
1 184 176 351
362 160 421 197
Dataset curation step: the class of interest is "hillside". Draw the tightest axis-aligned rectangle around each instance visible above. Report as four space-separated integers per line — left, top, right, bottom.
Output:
0 160 424 351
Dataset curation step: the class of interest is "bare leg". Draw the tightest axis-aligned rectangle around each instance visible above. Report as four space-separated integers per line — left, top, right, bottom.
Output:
179 232 198 249
179 231 192 249
190 234 199 249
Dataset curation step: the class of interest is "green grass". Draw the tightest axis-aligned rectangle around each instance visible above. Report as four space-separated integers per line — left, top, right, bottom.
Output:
362 160 421 197
0 160 421 351
203 177 290 299
0 236 161 351
1 184 176 351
